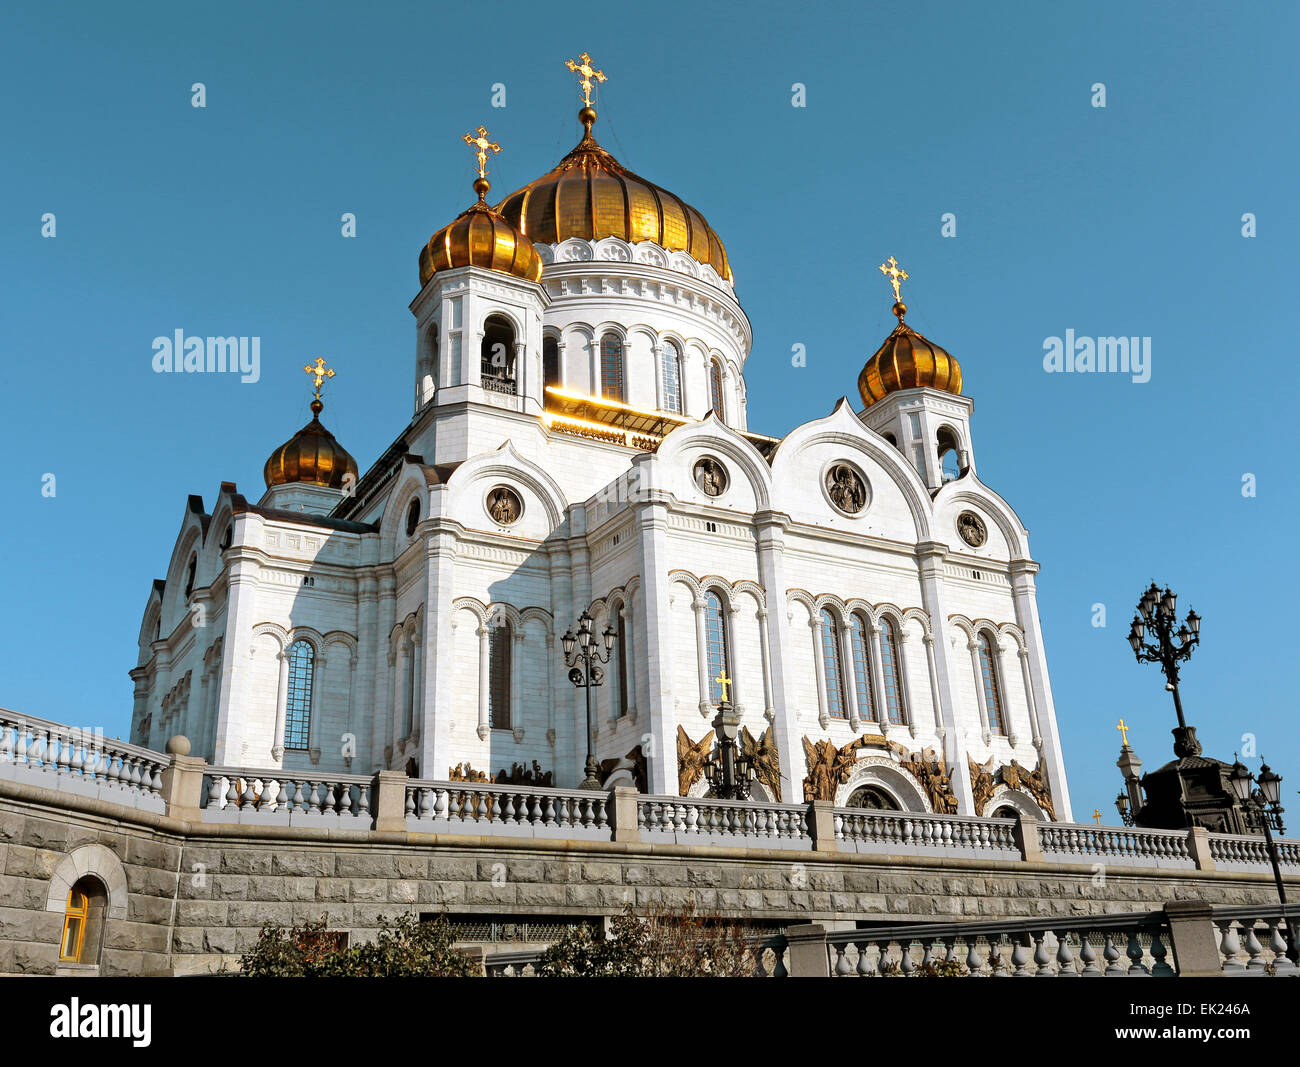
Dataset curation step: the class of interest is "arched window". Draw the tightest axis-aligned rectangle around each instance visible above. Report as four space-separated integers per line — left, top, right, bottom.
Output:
849 613 876 720
481 315 516 393
703 591 731 705
708 358 725 418
600 333 625 402
60 877 108 964
977 632 1005 734
938 426 962 483
879 618 906 725
404 637 416 736
660 340 682 414
820 609 847 719
284 640 314 750
489 620 512 729
847 785 900 811
991 805 1018 819
405 498 421 537
184 556 196 598
543 335 560 392
616 612 628 718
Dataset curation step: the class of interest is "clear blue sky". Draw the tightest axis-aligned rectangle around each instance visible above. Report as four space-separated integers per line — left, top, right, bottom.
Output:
2 1 1295 825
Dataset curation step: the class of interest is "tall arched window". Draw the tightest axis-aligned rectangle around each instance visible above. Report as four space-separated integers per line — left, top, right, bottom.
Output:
600 333 625 402
660 340 682 414
849 613 876 720
60 877 107 964
284 640 314 750
543 335 560 392
703 591 731 705
820 609 847 719
708 358 725 419
481 315 516 393
404 637 416 736
616 613 628 718
489 620 512 729
879 617 906 725
184 556 197 598
977 632 1005 734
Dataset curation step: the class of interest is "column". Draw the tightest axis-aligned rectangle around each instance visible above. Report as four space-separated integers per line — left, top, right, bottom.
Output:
810 614 830 730
867 620 888 732
621 598 637 723
410 627 423 742
271 649 289 764
476 623 490 741
1019 647 1043 750
756 607 775 725
374 572 396 766
916 541 975 814
393 637 409 748
692 596 711 716
995 638 1018 747
308 651 326 763
634 499 677 794
896 627 920 738
921 633 944 737
213 550 260 766
510 626 524 742
968 635 991 743
838 620 860 731
754 512 799 803
356 570 378 770
422 528 460 780
1008 560 1073 822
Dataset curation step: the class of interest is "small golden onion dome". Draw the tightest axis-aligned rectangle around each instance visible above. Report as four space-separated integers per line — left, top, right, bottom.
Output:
493 107 732 282
858 304 963 407
419 176 543 287
263 399 360 490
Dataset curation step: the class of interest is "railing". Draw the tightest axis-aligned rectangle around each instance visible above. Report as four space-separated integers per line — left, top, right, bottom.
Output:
480 376 517 396
638 796 811 850
201 767 375 828
835 809 1020 859
1212 904 1300 974
484 931 792 977
824 912 1176 976
1038 823 1197 869
0 711 167 814
405 780 612 838
1209 832 1300 872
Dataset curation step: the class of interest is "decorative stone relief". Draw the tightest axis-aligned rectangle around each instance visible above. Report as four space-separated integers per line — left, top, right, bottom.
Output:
825 462 869 515
692 456 728 497
957 510 987 548
485 485 523 526
740 726 782 802
676 725 715 796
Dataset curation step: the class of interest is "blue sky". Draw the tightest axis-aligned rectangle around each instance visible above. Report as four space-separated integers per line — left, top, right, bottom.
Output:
1 0 1295 824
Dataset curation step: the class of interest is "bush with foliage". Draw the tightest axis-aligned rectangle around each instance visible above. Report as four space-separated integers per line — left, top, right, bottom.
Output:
537 901 758 977
240 914 478 977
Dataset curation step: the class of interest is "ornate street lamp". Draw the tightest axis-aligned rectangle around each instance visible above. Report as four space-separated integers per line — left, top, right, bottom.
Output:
1114 791 1134 827
1129 581 1202 757
701 671 757 800
562 610 616 790
1229 757 1296 964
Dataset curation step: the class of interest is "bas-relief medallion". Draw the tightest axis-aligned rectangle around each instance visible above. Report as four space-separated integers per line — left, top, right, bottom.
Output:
957 510 987 548
825 462 868 515
692 456 728 497
486 485 523 526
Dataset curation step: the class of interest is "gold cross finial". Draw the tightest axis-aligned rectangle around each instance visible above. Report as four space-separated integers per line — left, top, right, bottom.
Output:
1116 719 1131 747
1093 809 1103 825
303 357 335 400
462 126 501 179
878 256 909 304
714 669 732 704
565 51 607 107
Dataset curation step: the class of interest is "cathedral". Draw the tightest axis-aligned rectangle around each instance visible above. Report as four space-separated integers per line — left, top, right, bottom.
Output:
129 56 1074 823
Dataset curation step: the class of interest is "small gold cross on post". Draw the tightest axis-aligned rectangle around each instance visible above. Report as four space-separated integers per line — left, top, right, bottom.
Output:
714 669 732 704
1093 809 1103 825
462 126 501 179
565 51 607 107
303 357 335 400
878 256 908 304
1116 719 1131 747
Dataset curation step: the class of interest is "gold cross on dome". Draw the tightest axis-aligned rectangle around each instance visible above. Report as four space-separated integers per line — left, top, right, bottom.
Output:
1093 809 1103 825
714 669 732 703
462 126 501 179
878 256 908 303
303 357 335 399
565 51 607 106
1116 719 1131 747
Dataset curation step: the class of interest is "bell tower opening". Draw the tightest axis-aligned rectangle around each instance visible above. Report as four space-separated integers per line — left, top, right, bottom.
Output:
481 315 517 395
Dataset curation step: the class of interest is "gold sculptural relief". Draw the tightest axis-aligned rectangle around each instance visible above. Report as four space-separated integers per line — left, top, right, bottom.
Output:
801 732 958 812
676 726 715 797
969 757 1055 821
448 761 554 787
599 744 648 794
740 726 781 802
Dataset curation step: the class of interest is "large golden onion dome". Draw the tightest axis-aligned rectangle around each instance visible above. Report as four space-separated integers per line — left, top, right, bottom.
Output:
263 398 360 490
493 106 732 282
858 300 963 407
419 175 543 287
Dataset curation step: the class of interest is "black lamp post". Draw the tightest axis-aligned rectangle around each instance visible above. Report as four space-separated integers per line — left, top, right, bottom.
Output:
703 685 757 800
1114 791 1134 827
1128 582 1202 757
562 610 616 790
1229 757 1296 964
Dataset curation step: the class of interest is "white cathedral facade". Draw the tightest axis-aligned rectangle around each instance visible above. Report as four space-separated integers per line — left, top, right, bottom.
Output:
129 87 1074 823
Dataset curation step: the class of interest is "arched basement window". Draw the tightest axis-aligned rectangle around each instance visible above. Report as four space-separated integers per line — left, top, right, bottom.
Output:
60 877 108 964
284 639 314 750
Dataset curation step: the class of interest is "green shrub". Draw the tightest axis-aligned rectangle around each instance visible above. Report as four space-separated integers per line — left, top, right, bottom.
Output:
240 914 477 977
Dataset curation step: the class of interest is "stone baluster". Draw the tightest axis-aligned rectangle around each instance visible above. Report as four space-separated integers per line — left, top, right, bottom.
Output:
1125 931 1150 975
1243 923 1267 972
966 939 983 976
1010 936 1032 977
1079 936 1101 976
833 943 853 976
1032 931 1053 976
1103 933 1125 975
